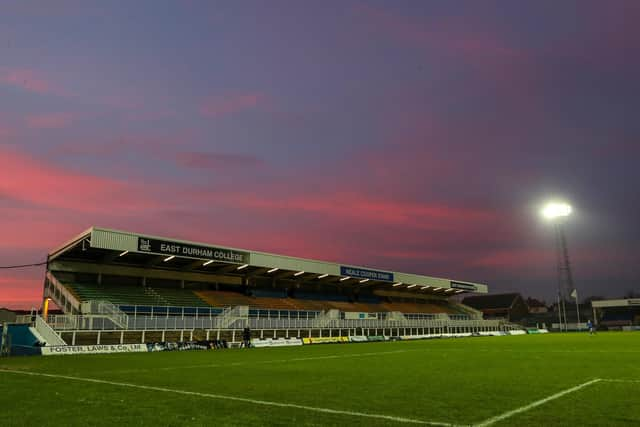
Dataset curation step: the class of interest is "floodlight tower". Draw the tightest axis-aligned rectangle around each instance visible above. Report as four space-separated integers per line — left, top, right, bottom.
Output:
541 201 578 331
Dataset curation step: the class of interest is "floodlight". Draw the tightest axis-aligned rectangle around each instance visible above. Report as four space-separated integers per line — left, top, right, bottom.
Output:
406 284 417 289
203 260 214 266
339 276 351 281
237 264 249 270
317 274 329 279
294 271 305 276
392 282 403 287
119 250 129 257
267 267 279 273
359 278 370 283
542 202 572 219
163 255 175 262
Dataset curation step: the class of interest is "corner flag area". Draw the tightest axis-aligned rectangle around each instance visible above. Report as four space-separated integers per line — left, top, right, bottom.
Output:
1 333 639 426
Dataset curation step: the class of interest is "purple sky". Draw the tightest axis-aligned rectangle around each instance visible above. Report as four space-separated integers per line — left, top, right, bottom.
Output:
1 0 639 308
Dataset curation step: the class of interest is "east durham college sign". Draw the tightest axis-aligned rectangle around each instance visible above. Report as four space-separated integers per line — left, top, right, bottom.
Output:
137 238 249 264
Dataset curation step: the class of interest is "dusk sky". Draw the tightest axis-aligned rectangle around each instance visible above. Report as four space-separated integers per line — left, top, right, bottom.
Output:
1 0 638 308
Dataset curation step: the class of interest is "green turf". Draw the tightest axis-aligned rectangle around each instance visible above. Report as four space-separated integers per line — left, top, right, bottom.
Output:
1 333 639 426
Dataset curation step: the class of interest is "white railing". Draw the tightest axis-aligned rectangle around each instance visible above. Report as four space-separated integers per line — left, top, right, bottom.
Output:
44 312 504 332
46 271 81 313
93 300 128 329
35 316 67 346
81 300 129 329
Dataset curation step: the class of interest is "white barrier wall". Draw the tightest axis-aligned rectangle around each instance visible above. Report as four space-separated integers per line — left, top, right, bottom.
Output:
41 343 147 356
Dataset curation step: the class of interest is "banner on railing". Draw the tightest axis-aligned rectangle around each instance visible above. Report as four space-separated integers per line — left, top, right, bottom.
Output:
250 338 303 348
146 340 225 352
302 337 349 345
41 344 147 356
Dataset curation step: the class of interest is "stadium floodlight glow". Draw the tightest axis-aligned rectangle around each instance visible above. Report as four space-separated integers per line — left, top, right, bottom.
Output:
237 264 249 270
119 250 129 257
406 284 417 289
421 286 429 290
294 271 305 276
541 201 572 220
339 276 351 282
392 282 403 287
267 267 279 273
455 289 465 293
432 287 443 291
163 255 175 262
445 288 456 292
359 278 370 283
203 260 214 266
317 273 329 279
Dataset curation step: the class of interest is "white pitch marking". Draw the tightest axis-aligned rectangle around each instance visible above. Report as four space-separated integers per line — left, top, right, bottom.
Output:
0 369 457 426
474 379 602 427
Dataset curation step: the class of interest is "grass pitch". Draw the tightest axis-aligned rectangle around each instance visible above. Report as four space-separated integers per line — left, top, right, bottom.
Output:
1 333 639 426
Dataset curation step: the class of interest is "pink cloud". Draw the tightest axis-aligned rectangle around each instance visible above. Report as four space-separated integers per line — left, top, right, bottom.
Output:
0 147 159 214
200 92 264 117
189 190 499 232
0 275 44 309
355 5 521 63
26 112 76 129
0 206 84 250
0 125 14 140
0 67 64 96
175 152 264 170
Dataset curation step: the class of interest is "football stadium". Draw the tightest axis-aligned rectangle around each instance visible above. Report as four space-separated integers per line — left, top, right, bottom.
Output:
1 227 639 426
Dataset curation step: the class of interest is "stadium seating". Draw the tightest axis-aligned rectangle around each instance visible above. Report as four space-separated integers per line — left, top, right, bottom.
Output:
149 287 209 307
64 283 207 307
63 283 464 316
380 301 455 314
66 283 160 306
195 290 460 315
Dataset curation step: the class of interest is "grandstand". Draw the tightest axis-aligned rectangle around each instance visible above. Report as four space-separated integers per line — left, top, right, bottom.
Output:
14 227 518 349
592 298 640 330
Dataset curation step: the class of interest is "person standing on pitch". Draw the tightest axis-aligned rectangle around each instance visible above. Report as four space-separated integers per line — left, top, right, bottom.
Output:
242 327 251 348
587 319 595 335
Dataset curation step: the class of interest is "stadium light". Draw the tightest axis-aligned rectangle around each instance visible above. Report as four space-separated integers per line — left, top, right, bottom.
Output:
294 271 305 276
421 286 429 290
203 260 214 266
119 250 129 257
359 278 370 283
339 276 351 281
432 287 443 291
237 264 249 270
541 201 572 220
540 199 578 331
392 282 403 287
317 273 329 279
455 289 465 294
163 255 175 262
267 267 279 273
445 288 456 293
406 284 417 289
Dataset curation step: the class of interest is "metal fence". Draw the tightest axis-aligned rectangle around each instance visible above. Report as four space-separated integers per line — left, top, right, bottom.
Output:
43 313 504 332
